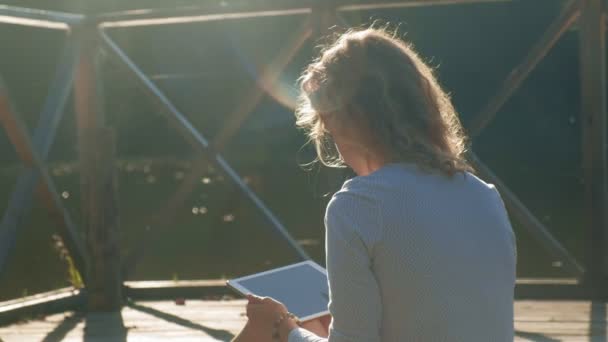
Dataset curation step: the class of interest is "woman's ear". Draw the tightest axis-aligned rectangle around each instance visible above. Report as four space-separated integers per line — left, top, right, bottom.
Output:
320 111 346 138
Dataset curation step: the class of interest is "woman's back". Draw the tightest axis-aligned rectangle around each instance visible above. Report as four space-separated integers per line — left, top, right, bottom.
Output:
330 163 516 341
239 27 517 342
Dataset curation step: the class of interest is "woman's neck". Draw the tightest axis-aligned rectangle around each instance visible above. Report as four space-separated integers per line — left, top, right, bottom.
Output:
331 130 392 176
349 154 392 176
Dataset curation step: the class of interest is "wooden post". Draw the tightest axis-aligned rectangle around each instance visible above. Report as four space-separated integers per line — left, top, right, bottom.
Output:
579 0 608 295
82 128 122 311
74 23 122 310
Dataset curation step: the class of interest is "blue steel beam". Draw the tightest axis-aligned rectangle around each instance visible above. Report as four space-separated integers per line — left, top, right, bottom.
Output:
99 29 310 261
0 33 88 279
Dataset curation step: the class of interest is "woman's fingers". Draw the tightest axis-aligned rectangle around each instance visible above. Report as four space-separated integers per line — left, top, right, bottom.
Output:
246 294 282 307
245 296 289 322
246 302 257 318
246 302 267 320
246 294 264 303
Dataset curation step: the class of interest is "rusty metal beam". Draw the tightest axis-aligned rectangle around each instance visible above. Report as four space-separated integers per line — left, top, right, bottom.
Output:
0 5 83 29
468 153 585 278
99 29 311 261
467 0 580 137
579 0 607 290
0 33 88 279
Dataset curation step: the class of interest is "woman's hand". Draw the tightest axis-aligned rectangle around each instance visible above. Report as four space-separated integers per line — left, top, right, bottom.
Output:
245 295 331 341
246 294 300 342
246 294 288 328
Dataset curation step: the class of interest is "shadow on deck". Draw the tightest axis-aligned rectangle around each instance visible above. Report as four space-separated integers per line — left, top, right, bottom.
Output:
0 299 607 341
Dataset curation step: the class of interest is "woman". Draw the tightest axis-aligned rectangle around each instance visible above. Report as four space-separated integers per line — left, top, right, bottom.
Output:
235 27 516 342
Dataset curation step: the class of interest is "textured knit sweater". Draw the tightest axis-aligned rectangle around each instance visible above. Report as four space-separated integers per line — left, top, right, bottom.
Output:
288 163 517 342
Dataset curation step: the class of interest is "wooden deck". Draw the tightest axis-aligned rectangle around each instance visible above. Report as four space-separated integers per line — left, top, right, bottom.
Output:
0 299 606 341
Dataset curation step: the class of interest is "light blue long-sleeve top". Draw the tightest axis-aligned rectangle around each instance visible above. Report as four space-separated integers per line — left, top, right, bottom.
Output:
288 163 516 342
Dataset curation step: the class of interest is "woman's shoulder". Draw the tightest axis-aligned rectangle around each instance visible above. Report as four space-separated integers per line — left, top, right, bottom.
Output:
332 173 382 210
325 175 383 230
336 163 426 200
339 163 411 193
328 183 376 216
336 163 502 210
325 179 384 249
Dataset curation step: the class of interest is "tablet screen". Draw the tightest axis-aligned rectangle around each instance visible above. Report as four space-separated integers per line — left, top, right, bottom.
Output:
227 261 329 321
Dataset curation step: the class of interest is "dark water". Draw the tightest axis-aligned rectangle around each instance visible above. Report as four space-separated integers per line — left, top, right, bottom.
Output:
0 144 586 301
0 0 590 300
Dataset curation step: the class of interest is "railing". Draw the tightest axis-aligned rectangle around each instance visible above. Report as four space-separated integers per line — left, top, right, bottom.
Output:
0 0 606 320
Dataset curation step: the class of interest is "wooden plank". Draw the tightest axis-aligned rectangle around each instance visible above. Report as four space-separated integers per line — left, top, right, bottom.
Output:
0 5 83 23
0 300 605 341
0 34 88 280
515 278 589 300
517 278 580 285
579 0 608 294
124 280 229 300
0 5 83 29
467 0 580 137
514 301 607 340
0 288 81 314
0 288 83 326
124 280 227 289
0 300 246 341
99 30 311 261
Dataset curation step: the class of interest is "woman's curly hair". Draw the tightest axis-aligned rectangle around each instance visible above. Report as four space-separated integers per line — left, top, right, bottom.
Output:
295 27 472 176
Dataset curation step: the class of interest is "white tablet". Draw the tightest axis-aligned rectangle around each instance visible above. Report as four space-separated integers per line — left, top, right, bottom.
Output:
227 261 330 321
